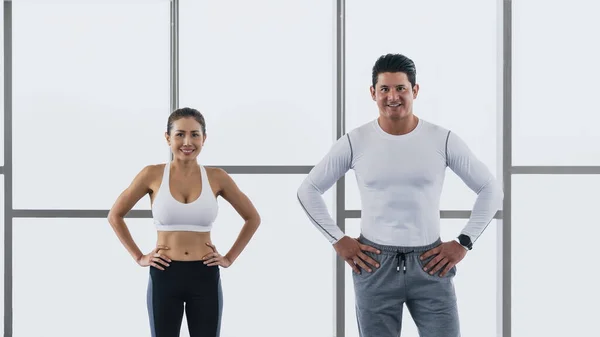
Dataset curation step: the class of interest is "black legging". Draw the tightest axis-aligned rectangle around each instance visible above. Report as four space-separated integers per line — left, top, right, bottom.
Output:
147 260 223 337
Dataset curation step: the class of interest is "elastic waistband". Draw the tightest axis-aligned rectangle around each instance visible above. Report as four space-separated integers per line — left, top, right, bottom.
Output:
169 259 205 264
150 260 217 272
163 260 210 268
358 234 442 254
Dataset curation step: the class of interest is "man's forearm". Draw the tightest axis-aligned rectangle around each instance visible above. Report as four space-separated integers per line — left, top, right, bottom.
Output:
460 178 504 242
297 177 345 244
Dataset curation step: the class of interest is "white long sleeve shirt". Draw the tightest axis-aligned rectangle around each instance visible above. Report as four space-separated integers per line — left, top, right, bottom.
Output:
297 118 503 247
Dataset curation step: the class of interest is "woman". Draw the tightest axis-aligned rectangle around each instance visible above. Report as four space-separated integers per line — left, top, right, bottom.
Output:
108 107 261 337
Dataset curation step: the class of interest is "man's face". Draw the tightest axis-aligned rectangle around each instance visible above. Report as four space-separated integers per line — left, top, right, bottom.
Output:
370 72 419 121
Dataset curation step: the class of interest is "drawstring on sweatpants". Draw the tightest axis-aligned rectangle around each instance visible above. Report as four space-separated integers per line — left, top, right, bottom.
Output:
395 250 415 273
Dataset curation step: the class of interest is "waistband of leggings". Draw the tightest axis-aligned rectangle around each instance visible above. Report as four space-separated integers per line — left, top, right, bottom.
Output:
150 260 218 273
169 259 205 264
161 260 212 268
358 234 442 254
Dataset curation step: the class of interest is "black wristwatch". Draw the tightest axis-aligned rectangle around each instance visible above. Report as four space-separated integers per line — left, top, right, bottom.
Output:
456 234 473 250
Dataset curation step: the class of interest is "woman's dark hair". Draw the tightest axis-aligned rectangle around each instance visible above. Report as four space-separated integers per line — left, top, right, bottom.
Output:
166 107 206 135
372 53 417 88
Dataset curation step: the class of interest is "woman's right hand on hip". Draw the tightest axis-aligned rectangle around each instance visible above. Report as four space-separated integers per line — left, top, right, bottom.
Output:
137 245 172 270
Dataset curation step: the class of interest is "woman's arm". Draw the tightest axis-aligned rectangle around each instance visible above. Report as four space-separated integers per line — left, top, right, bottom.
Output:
107 165 168 266
214 168 261 265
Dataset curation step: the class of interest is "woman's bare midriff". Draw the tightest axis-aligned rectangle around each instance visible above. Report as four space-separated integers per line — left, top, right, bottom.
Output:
156 231 214 261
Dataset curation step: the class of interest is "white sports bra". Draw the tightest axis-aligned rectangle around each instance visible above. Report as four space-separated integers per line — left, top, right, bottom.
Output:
152 163 219 232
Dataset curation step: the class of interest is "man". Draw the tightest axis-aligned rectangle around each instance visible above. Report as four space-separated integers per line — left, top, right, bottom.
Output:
297 53 503 337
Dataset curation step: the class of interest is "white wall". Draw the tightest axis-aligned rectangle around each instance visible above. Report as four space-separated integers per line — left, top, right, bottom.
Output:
1 2 5 334
178 0 336 166
512 176 599 337
513 0 600 165
12 0 171 210
1 177 4 336
511 1 600 336
1 0 4 168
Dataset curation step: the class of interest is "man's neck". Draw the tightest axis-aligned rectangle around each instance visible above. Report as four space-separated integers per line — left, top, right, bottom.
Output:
378 114 419 136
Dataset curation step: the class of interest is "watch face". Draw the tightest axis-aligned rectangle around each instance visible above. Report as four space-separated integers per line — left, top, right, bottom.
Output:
459 234 472 247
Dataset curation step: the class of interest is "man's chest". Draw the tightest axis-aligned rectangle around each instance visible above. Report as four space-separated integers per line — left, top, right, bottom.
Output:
352 143 447 189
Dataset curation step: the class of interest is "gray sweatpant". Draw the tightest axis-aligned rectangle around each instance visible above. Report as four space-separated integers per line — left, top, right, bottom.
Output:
352 235 460 337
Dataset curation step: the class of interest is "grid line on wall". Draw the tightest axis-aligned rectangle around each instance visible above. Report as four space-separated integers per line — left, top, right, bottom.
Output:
214 166 313 174
3 1 13 336
2 165 600 178
8 209 501 220
170 0 178 114
333 0 346 336
345 210 503 220
501 1 512 336
512 166 600 174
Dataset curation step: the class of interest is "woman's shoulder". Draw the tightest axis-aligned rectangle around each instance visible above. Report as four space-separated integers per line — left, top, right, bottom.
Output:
144 163 167 173
204 166 228 180
137 163 167 181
